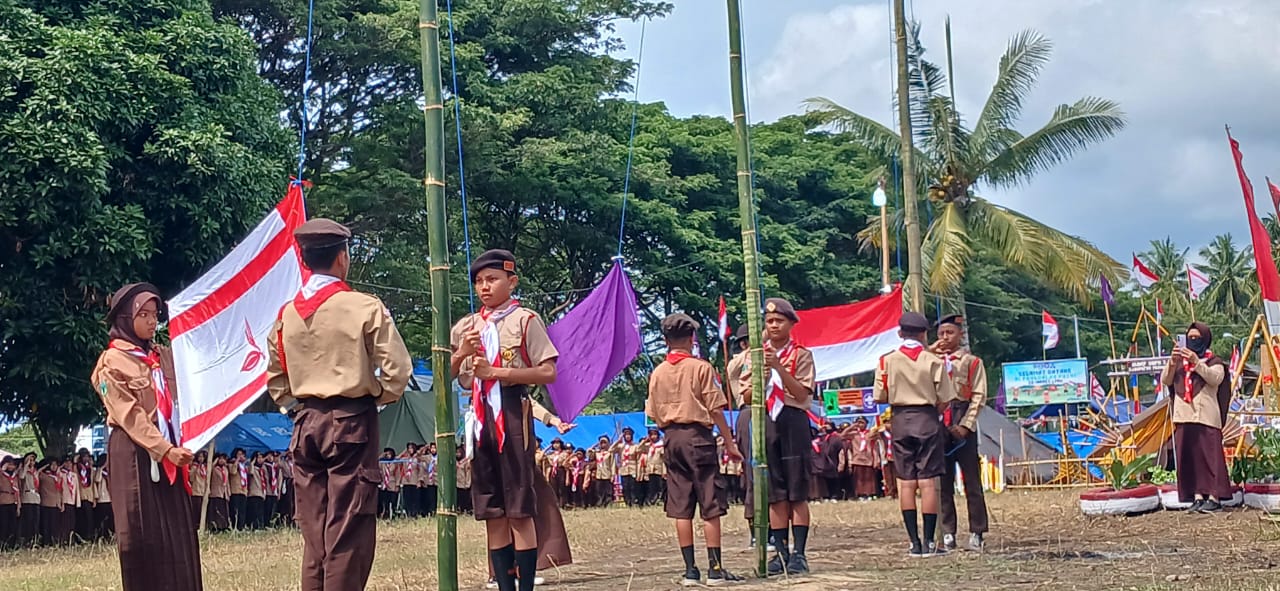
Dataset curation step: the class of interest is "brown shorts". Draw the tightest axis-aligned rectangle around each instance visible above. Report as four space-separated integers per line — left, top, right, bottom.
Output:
891 406 945 480
662 424 727 520
765 406 812 504
472 386 537 520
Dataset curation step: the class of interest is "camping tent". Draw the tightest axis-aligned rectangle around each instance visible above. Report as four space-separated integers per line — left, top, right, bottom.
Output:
379 390 437 451
214 413 292 454
973 406 1059 482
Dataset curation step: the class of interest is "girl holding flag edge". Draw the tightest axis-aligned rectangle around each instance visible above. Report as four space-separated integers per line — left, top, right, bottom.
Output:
91 283 202 590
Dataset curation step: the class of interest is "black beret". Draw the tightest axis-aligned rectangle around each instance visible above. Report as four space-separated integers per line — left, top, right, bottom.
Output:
764 298 799 322
294 218 352 249
660 313 700 337
470 249 517 281
899 311 929 332
734 324 750 341
936 314 964 329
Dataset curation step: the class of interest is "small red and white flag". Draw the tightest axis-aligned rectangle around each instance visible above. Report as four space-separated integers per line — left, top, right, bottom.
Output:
1155 298 1164 326
717 295 730 345
1229 345 1241 393
1187 265 1211 301
1042 311 1060 350
171 183 308 451
788 287 903 381
1132 254 1160 289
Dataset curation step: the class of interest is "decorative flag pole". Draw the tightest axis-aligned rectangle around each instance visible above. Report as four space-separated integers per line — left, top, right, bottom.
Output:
1042 311 1060 359
1187 264 1210 322
1100 276 1118 360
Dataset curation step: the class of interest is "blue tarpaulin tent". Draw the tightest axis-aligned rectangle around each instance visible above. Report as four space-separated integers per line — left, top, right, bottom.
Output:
214 413 292 454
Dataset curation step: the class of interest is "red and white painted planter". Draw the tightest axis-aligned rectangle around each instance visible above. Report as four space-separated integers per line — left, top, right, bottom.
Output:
1243 483 1280 512
1159 484 1244 510
1079 484 1161 516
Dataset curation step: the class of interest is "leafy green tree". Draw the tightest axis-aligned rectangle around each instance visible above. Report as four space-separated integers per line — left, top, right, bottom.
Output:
1137 237 1189 314
0 0 292 454
806 28 1127 302
1196 234 1256 324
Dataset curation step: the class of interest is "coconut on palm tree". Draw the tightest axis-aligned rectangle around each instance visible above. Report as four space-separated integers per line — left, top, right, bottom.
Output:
806 27 1127 302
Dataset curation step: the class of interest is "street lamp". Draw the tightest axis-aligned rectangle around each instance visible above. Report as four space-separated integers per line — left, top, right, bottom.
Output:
873 178 890 293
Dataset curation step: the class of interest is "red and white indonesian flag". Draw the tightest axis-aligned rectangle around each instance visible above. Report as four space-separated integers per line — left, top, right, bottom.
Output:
1132 255 1159 289
170 184 308 451
1042 311 1059 350
1187 265 1210 301
789 287 902 382
718 295 730 344
1228 132 1280 334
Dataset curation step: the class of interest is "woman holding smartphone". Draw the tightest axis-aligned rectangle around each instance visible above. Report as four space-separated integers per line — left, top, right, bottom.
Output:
1161 322 1232 513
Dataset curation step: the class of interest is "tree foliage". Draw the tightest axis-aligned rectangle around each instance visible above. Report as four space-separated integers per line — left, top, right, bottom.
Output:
0 0 292 454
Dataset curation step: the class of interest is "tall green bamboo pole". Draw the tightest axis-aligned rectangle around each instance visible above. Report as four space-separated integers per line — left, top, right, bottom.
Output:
417 2 458 590
724 0 769 577
893 0 924 312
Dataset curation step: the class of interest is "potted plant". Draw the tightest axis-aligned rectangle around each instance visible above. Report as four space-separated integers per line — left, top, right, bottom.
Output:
1079 453 1161 516
1239 428 1280 512
1150 466 1188 510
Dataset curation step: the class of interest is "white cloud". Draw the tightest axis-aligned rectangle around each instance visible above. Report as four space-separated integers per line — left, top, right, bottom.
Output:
748 0 1280 261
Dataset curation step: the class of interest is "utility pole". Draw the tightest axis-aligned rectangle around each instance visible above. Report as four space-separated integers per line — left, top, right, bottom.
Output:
893 0 924 311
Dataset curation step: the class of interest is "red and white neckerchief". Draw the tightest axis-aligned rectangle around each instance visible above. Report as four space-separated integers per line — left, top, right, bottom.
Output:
112 341 189 492
764 341 798 421
898 339 925 361
216 466 228 491
237 461 250 489
62 469 79 505
1182 352 1213 404
380 461 397 489
294 274 352 320
78 464 92 488
665 351 694 365
2 470 17 496
473 300 522 452
266 464 279 495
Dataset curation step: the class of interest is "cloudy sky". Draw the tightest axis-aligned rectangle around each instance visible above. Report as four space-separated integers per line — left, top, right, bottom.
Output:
613 0 1280 265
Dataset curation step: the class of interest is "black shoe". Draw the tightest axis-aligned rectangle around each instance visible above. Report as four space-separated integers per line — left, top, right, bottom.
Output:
1198 499 1224 513
924 542 948 558
680 567 701 587
785 553 810 575
707 568 744 586
766 554 786 576
908 542 925 557
1187 499 1205 512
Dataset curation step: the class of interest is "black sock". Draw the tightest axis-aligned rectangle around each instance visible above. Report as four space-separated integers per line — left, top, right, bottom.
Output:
923 513 938 547
792 525 809 556
769 528 790 560
707 547 723 572
489 545 517 591
902 510 920 545
514 548 537 591
681 545 696 571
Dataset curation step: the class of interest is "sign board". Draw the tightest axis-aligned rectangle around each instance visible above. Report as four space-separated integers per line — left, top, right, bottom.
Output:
821 387 877 417
1104 356 1170 377
1001 358 1090 407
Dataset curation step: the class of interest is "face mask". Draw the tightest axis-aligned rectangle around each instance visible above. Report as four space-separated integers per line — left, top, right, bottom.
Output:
1187 336 1209 355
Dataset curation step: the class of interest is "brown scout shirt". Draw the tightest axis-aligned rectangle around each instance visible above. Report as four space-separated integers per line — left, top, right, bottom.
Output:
21 469 40 505
210 465 230 500
190 464 210 497
456 458 472 489
943 350 988 431
594 448 616 481
645 444 667 478
94 467 111 504
1162 356 1227 429
737 343 817 410
230 462 249 496
267 288 412 407
874 347 957 408
248 464 267 498
0 471 18 506
726 350 748 408
450 305 560 387
38 470 60 508
91 340 179 462
611 440 648 479
646 356 728 429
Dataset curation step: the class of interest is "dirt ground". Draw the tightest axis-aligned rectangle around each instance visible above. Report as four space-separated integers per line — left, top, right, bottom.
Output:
4 490 1280 591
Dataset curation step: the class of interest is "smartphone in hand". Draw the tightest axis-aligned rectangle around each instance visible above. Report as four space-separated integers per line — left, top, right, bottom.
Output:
1176 334 1187 349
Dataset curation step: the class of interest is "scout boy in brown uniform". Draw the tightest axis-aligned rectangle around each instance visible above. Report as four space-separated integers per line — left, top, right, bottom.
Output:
646 313 744 585
724 326 750 409
739 298 817 575
931 315 990 551
874 311 956 557
0 456 18 549
451 249 560 591
592 436 616 507
268 218 413 591
229 448 248 529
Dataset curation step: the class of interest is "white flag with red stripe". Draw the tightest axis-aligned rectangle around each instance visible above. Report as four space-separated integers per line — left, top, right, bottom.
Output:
171 184 308 451
718 295 730 345
1187 265 1210 301
789 287 902 381
1042 311 1059 350
1132 254 1159 289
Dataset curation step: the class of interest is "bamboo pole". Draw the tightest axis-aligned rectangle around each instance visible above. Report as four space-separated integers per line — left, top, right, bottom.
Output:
199 440 215 534
724 0 769 576
417 2 457 589
892 0 923 312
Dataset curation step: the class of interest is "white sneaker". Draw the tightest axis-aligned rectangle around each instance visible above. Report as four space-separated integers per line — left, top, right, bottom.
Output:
534 576 545 586
969 533 984 552
485 581 497 590
942 533 956 551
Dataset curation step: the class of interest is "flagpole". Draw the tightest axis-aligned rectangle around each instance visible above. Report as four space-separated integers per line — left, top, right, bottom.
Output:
1187 265 1197 322
1073 315 1081 358
1103 301 1118 360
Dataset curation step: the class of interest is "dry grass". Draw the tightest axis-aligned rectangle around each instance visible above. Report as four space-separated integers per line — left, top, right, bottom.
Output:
4 491 1280 590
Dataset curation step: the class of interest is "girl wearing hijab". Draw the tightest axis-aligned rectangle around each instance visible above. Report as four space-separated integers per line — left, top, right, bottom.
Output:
1161 322 1232 513
91 283 202 590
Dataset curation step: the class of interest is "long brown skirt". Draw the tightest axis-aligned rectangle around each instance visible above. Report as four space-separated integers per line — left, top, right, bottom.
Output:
1174 423 1233 502
852 465 878 498
108 430 202 591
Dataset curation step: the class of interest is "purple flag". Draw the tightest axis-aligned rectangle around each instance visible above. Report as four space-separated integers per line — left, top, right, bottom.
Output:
1099 275 1115 307
545 262 642 421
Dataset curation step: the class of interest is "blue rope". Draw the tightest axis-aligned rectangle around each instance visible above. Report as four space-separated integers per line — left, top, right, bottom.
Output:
295 0 317 184
445 0 475 312
616 19 648 259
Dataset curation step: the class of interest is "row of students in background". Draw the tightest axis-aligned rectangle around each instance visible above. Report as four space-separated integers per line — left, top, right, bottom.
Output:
0 450 113 550
375 442 468 519
186 448 295 532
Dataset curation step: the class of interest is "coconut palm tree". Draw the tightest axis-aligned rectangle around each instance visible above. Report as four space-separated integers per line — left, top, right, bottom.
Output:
1196 234 1256 324
806 27 1127 303
1138 237 1190 314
